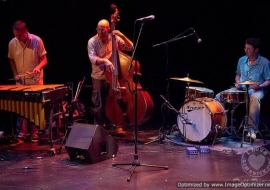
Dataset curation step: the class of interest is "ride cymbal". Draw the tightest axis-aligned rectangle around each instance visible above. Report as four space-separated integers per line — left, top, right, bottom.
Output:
235 81 260 85
170 77 204 84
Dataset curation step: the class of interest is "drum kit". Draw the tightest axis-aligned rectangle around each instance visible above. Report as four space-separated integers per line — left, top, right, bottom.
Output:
169 76 259 145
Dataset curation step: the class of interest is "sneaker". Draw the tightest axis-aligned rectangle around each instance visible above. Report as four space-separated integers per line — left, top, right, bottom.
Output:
250 131 256 142
246 128 256 143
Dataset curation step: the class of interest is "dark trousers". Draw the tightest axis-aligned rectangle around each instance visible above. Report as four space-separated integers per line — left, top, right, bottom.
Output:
91 78 108 126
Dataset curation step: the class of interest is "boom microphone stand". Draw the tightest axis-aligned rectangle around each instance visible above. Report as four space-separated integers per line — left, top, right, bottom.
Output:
150 29 195 143
112 20 168 182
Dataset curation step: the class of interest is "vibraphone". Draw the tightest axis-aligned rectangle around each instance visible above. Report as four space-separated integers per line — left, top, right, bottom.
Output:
0 84 68 131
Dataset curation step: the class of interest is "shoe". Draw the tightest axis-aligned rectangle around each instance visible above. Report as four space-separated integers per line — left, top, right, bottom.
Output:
17 133 26 139
246 128 256 143
30 135 39 142
103 124 117 130
109 127 126 137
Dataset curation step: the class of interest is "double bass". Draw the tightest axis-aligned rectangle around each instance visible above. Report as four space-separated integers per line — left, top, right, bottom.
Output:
104 4 154 127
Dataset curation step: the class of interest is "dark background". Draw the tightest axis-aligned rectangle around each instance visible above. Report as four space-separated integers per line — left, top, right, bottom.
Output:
1 0 270 127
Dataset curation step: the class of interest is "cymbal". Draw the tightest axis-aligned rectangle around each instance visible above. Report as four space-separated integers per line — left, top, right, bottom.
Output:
235 81 260 85
170 77 204 84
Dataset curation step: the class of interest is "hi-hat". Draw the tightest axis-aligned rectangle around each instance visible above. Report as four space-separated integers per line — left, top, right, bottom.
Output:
170 77 204 84
235 81 260 85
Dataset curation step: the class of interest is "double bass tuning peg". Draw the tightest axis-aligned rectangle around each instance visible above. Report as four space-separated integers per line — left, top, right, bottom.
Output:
110 4 120 19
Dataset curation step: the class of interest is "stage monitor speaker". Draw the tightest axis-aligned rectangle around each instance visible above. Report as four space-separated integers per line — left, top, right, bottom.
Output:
65 123 118 164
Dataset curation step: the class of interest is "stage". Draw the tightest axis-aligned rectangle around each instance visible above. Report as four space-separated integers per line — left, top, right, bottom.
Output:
0 124 270 190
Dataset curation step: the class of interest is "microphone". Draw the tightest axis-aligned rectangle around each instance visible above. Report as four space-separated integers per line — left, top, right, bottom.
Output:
180 115 193 125
136 15 155 21
185 120 193 125
192 29 202 43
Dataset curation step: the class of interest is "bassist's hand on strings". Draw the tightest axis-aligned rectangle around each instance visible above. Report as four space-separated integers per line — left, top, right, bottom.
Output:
112 30 134 50
96 57 115 72
111 30 123 38
104 59 115 72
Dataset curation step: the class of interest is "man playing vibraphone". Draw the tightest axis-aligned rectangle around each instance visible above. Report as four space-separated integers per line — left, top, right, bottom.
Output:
7 20 48 140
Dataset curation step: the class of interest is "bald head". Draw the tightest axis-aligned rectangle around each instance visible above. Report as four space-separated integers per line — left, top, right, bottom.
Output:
97 19 110 30
96 19 110 42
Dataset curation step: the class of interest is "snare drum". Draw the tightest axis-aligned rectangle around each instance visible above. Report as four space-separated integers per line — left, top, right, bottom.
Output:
220 89 246 103
185 86 214 99
177 98 227 142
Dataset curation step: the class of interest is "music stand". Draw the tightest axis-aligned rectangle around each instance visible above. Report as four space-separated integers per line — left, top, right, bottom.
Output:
112 20 168 182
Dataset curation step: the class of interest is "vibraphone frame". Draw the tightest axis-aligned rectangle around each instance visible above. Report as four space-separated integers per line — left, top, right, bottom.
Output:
0 84 68 150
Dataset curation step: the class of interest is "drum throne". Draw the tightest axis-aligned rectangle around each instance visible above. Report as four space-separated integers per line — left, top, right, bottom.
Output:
232 82 269 146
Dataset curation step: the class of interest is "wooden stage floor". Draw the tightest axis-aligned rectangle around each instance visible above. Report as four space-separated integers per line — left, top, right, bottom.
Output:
0 123 270 190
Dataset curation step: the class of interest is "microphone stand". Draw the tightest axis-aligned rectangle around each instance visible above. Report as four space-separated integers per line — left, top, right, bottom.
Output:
151 33 194 142
152 33 194 48
112 21 168 182
128 21 143 71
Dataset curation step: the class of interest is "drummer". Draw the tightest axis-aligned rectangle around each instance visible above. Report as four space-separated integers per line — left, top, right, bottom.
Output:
215 38 270 142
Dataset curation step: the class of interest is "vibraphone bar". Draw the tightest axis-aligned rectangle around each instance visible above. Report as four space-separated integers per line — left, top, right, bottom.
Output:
0 84 68 131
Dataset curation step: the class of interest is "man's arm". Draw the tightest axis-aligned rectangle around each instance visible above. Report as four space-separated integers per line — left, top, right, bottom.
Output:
113 30 134 51
235 74 241 83
32 54 48 73
258 80 270 90
87 38 114 72
235 74 242 89
9 58 18 77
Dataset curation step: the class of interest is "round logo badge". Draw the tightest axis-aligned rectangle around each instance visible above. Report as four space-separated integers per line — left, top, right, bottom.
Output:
241 147 270 177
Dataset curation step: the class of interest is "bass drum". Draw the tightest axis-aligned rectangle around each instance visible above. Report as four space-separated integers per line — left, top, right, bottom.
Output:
177 98 227 142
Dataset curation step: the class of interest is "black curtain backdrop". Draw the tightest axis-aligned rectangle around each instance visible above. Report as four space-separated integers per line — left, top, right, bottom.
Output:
1 0 270 126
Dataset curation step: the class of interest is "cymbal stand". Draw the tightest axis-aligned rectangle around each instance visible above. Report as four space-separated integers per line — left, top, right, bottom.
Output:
113 19 168 182
224 102 242 136
239 85 266 147
185 81 191 101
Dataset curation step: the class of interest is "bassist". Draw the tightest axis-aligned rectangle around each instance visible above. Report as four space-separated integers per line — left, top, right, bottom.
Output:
87 19 133 134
